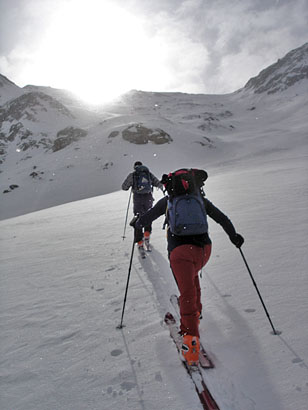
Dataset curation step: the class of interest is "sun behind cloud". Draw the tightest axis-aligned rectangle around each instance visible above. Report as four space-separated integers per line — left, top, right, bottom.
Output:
18 0 171 104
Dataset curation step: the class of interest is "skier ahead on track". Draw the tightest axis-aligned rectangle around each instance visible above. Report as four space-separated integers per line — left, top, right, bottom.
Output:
122 161 163 254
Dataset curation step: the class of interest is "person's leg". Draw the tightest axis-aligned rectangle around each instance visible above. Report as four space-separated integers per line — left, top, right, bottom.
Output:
139 194 153 243
143 194 154 238
144 225 152 235
133 198 144 245
170 245 202 365
143 229 151 250
170 245 200 337
194 244 212 315
170 244 212 336
169 244 212 365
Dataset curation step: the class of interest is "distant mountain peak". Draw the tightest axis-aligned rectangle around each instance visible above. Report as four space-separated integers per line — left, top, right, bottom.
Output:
244 42 308 94
0 91 74 122
0 74 22 105
0 74 19 88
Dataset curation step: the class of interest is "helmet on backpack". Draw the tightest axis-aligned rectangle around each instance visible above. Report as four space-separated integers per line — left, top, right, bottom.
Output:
163 169 209 236
161 168 208 197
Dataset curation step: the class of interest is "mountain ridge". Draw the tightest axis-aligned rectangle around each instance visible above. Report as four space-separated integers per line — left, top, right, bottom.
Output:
244 42 308 94
1 42 307 220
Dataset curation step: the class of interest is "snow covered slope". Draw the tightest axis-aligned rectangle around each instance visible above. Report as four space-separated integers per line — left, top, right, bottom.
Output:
1 137 307 410
244 42 308 94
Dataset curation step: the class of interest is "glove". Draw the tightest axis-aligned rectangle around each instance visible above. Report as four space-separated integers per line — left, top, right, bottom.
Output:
129 214 140 228
230 233 244 248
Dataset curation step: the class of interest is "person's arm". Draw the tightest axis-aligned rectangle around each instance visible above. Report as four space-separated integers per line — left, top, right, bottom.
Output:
135 197 168 228
122 173 134 191
150 172 164 191
205 199 244 247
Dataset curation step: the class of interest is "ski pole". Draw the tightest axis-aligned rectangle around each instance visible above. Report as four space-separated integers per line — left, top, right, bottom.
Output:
122 189 132 240
239 247 279 335
117 237 135 329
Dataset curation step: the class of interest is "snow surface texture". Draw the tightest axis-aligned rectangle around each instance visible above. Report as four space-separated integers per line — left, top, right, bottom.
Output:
1 43 308 410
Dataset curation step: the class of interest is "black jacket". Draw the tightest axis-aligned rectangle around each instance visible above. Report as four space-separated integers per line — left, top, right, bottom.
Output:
136 196 237 254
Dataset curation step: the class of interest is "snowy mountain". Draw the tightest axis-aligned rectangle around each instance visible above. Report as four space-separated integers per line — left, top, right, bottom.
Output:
244 42 308 94
0 74 23 105
1 42 308 220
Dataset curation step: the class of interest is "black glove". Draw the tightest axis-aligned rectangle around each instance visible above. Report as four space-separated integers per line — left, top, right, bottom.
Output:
230 233 244 248
129 214 139 228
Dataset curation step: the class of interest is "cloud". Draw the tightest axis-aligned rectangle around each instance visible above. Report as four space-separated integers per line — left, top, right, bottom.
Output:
0 0 307 97
133 0 308 93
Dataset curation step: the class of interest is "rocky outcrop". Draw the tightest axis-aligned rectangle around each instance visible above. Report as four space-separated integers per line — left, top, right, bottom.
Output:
52 127 87 152
122 123 172 145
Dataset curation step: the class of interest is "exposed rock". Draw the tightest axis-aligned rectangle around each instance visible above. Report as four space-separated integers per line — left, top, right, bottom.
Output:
122 124 172 145
52 127 87 152
108 131 120 138
18 136 52 151
8 122 32 142
103 162 113 170
3 184 20 193
194 136 215 148
183 111 232 121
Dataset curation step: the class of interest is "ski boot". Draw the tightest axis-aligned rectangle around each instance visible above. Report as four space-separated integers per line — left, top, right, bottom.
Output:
181 334 200 366
137 240 146 259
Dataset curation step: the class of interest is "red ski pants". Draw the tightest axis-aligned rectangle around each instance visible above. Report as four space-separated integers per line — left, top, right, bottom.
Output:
169 244 212 338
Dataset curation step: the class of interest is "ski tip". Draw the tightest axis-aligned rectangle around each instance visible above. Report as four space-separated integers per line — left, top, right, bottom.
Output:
202 362 215 369
164 312 176 323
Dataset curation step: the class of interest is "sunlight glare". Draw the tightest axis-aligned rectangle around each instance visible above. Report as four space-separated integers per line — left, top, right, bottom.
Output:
29 0 169 104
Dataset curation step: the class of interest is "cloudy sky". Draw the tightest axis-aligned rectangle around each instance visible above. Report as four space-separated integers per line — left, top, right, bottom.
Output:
0 0 307 103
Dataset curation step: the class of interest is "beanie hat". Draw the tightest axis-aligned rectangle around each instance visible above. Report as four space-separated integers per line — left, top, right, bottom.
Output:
134 161 142 169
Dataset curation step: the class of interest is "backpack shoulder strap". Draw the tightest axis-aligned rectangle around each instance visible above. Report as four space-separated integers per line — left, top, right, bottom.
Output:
163 199 170 230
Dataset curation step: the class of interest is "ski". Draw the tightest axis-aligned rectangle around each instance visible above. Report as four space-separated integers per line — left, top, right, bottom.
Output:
170 294 214 369
164 312 219 410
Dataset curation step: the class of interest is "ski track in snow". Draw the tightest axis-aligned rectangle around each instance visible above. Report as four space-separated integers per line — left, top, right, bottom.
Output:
1 150 308 410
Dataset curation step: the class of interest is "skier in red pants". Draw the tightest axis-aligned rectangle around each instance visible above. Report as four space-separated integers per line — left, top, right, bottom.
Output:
170 244 212 339
131 169 244 366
